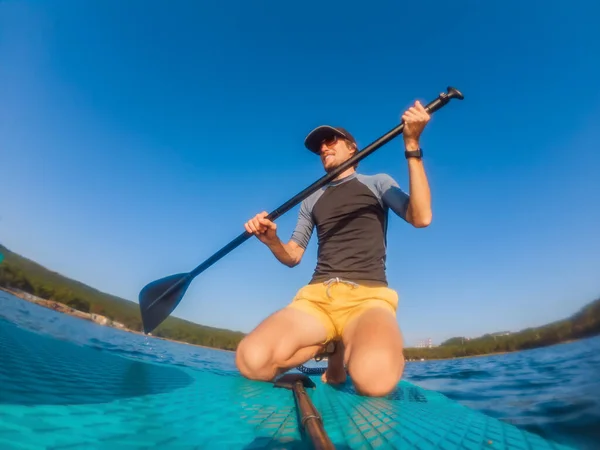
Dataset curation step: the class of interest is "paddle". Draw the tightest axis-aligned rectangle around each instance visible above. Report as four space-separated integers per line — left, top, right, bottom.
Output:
138 86 464 333
273 373 335 450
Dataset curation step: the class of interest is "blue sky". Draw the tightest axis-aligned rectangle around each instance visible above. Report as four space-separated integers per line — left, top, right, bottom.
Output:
1 0 599 346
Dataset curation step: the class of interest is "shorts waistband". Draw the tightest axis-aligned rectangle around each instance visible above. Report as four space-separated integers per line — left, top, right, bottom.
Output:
309 277 388 288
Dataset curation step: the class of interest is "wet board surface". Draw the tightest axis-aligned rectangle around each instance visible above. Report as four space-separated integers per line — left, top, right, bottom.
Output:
0 316 576 449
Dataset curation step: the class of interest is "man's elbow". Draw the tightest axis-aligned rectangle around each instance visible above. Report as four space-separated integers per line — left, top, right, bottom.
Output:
410 211 432 228
284 246 304 268
286 259 300 268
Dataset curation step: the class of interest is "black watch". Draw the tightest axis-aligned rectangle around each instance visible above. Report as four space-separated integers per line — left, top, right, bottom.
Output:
405 148 423 159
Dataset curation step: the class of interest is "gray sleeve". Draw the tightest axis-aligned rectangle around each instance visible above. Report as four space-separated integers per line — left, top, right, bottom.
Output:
290 199 314 248
377 174 410 221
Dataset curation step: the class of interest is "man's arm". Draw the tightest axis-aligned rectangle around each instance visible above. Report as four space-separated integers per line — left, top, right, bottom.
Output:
244 199 314 267
377 101 433 227
403 150 432 228
265 238 306 268
402 100 432 228
379 166 431 228
284 198 314 266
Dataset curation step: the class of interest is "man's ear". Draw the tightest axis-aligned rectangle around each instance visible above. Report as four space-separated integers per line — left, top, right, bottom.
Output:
345 140 357 156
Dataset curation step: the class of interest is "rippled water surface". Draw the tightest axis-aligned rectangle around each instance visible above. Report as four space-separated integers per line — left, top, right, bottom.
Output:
1 291 599 449
407 341 600 449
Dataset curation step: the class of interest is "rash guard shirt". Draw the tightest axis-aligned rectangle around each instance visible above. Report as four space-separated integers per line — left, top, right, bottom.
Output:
290 172 410 285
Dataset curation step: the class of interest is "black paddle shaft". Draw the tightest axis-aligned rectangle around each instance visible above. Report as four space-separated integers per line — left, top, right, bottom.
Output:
139 86 464 332
188 86 463 279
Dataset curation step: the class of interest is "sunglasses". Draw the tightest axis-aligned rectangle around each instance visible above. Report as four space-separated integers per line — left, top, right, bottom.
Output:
320 135 339 150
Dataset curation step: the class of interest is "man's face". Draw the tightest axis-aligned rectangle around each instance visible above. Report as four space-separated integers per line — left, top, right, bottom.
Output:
319 136 355 172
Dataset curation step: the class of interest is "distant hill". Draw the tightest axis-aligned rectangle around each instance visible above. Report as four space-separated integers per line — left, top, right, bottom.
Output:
1 243 599 358
0 243 245 350
405 297 600 360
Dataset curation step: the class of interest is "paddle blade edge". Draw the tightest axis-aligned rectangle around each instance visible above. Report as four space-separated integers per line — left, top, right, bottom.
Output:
138 273 191 334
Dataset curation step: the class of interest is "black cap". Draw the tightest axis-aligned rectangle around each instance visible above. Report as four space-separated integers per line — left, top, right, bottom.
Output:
304 125 357 154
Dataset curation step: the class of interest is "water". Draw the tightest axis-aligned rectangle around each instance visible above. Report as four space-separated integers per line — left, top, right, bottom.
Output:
407 343 600 449
1 291 598 449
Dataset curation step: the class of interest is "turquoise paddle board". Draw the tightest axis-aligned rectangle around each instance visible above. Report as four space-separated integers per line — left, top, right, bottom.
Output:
0 315 575 449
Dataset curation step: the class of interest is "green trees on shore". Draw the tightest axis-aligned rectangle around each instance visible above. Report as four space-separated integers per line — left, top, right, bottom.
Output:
404 296 600 360
1 243 598 358
0 244 245 350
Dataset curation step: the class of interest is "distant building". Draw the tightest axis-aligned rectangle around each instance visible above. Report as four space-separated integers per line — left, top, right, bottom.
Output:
490 331 511 337
416 338 433 348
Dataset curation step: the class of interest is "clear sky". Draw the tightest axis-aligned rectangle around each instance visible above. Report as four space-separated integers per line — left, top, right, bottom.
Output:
2 0 599 346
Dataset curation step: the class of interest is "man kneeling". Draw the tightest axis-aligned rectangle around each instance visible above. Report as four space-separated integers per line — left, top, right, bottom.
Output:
236 101 432 397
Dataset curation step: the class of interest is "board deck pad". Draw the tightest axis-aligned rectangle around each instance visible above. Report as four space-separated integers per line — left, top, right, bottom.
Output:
0 316 575 449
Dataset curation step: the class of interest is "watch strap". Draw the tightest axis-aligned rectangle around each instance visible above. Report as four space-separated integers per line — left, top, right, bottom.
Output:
405 148 423 159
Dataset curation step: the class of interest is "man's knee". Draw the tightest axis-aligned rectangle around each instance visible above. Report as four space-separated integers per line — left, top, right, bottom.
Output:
235 306 329 381
235 337 276 382
348 348 405 397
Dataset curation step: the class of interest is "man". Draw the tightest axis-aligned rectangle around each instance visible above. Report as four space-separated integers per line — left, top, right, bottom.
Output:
235 100 432 397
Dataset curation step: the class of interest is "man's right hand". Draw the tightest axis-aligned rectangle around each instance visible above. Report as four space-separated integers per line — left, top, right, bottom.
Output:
244 211 278 246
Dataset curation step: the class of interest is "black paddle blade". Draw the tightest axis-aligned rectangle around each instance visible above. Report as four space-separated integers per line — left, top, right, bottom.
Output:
274 373 316 390
138 273 192 334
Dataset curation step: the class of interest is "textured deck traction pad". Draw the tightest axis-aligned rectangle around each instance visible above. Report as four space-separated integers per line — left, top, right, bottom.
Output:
0 317 575 449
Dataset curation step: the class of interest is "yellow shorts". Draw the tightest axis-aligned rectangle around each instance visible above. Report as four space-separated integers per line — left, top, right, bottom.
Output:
287 278 399 343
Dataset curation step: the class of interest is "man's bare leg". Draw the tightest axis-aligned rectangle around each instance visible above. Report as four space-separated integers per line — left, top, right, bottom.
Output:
235 307 329 382
341 306 405 397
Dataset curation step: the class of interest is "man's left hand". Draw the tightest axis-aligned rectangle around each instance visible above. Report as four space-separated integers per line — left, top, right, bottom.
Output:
402 100 430 150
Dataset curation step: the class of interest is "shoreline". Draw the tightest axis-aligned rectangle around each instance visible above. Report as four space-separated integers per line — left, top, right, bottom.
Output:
412 351 510 362
0 287 235 354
